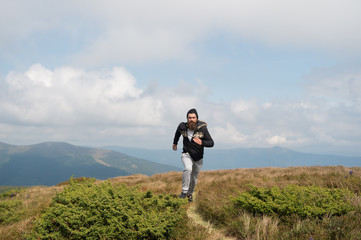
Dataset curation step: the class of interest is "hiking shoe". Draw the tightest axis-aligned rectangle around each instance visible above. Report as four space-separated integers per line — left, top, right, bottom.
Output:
187 194 193 203
179 192 187 199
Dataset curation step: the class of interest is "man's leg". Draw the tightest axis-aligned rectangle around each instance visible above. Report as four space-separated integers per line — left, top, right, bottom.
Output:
187 158 203 196
181 153 193 195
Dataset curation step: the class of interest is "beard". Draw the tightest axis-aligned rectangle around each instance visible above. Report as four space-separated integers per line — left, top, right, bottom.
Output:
188 121 197 131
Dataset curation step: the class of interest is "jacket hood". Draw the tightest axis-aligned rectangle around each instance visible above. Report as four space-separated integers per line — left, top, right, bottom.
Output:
197 120 207 129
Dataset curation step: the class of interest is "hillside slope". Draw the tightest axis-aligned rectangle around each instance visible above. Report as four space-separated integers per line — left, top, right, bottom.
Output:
0 142 180 186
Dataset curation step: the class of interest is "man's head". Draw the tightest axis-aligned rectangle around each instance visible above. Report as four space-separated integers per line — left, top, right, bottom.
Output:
187 108 198 131
187 108 198 119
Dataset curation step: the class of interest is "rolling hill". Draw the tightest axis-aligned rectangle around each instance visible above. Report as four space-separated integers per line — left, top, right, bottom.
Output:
0 142 180 186
2 140 359 186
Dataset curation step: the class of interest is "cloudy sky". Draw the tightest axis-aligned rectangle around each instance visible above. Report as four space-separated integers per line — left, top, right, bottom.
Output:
1 0 361 156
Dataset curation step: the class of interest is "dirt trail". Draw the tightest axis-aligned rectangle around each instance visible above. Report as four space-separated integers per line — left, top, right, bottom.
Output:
187 196 236 240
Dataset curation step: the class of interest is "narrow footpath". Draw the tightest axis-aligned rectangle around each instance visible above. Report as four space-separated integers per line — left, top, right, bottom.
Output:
186 195 236 240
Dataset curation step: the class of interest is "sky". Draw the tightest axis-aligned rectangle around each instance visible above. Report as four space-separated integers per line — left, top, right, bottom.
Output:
1 0 361 156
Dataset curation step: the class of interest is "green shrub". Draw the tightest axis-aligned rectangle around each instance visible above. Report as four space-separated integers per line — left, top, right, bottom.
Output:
0 186 26 195
0 199 23 225
28 179 188 239
0 189 21 199
232 184 354 218
56 176 96 186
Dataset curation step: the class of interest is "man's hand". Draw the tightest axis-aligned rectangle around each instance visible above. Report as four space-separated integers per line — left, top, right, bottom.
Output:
193 137 202 145
172 144 177 151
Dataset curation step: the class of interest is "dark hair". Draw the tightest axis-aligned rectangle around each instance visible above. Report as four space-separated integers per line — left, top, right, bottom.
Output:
187 108 198 119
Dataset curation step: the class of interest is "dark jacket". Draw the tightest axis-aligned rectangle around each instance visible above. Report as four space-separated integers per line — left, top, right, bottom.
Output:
173 120 214 161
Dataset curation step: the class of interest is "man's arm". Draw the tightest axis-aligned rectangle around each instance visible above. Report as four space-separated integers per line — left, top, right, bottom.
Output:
172 124 181 151
201 127 214 148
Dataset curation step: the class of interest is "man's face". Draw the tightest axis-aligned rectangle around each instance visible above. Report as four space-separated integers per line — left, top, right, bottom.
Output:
187 113 197 131
187 113 197 123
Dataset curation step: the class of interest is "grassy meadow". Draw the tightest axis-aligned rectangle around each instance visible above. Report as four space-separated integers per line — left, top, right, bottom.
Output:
1 166 360 239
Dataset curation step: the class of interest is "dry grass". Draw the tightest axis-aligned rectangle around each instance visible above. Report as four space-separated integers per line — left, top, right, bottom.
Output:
109 171 183 195
0 186 63 240
108 166 361 239
195 166 361 239
196 166 361 197
254 215 279 240
187 194 237 240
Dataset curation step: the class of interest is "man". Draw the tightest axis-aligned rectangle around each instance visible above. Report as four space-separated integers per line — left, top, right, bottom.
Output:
172 108 214 202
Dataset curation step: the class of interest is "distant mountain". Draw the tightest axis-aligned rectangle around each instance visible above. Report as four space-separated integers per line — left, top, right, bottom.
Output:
0 142 180 186
102 145 361 170
102 146 182 168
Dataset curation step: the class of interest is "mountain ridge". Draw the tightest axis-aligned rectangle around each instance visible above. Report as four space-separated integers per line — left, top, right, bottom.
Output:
102 145 361 169
0 141 180 186
2 141 360 186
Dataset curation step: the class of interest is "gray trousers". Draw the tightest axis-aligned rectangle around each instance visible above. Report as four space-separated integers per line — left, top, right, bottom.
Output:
181 153 203 195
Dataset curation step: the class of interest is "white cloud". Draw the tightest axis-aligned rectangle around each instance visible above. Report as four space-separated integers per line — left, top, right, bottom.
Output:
305 67 361 106
1 0 361 67
212 92 361 154
2 64 152 126
212 122 249 146
72 0 361 64
72 26 196 66
230 98 259 121
0 63 360 156
1 64 361 155
267 135 287 145
1 1 361 156
0 65 216 148
25 64 53 87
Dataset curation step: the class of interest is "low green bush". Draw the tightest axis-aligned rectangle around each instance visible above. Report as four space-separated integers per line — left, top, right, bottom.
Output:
0 199 23 225
0 188 20 198
232 184 354 218
28 179 188 239
56 176 96 186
